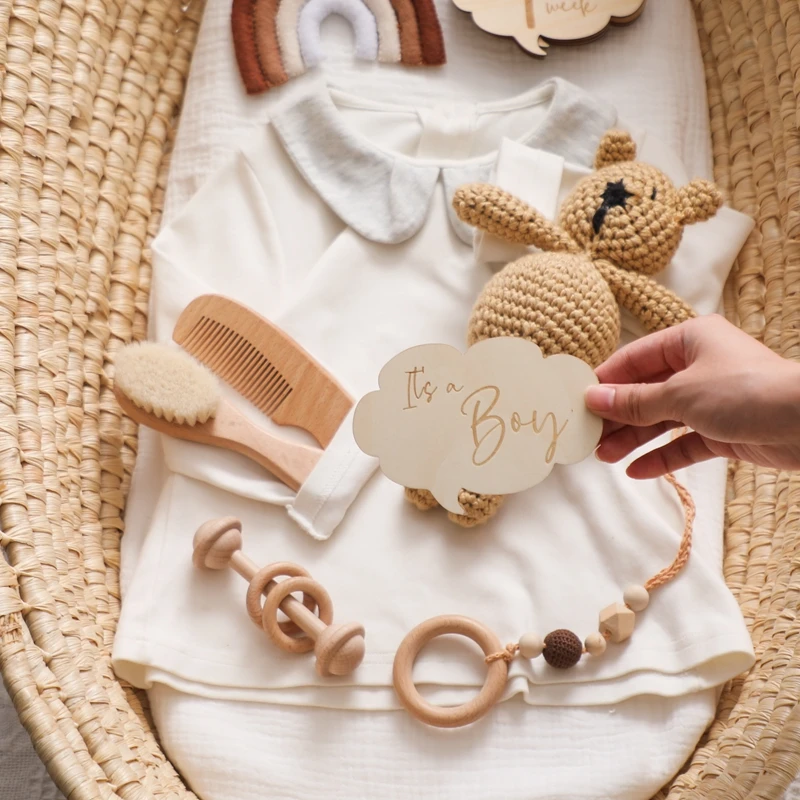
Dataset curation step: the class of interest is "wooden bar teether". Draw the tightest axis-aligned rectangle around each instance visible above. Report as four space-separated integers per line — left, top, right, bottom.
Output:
192 517 365 676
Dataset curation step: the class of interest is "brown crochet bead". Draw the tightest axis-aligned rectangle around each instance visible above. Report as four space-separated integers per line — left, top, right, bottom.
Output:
542 629 583 669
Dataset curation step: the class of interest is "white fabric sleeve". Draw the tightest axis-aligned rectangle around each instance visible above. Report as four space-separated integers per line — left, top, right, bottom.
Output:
149 145 305 507
151 147 291 340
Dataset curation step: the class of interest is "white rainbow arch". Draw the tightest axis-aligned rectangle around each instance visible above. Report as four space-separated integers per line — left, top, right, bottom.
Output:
299 0 379 67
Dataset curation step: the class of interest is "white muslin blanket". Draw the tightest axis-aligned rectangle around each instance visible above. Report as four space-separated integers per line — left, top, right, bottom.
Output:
115 0 757 797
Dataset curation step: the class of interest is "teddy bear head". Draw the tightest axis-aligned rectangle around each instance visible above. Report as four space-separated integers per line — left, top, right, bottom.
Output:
559 130 723 276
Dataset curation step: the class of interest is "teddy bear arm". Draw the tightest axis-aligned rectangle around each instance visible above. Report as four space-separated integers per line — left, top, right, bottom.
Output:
453 183 578 252
596 260 696 332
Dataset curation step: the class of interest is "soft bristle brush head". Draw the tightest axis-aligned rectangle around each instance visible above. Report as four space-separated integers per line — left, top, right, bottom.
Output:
114 342 219 425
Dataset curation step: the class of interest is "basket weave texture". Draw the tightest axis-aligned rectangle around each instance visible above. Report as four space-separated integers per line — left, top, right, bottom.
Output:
0 1 799 798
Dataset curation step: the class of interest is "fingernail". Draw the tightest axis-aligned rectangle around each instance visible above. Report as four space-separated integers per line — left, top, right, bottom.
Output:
594 441 617 463
586 385 616 412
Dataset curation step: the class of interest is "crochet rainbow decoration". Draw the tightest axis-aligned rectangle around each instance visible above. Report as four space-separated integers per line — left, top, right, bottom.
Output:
232 0 446 94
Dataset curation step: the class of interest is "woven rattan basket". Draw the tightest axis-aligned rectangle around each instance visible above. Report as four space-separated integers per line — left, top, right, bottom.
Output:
0 0 799 797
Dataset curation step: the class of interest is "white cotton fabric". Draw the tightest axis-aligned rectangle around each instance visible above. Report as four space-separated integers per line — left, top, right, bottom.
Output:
263 78 617 246
149 683 719 800
115 1 760 797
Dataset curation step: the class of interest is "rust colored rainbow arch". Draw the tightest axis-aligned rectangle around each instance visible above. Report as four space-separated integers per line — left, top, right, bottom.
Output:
232 0 446 94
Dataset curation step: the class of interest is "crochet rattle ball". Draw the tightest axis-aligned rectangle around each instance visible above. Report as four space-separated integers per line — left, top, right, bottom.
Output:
405 130 723 528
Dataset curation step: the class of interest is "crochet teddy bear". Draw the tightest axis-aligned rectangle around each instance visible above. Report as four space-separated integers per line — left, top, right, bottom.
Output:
406 130 723 527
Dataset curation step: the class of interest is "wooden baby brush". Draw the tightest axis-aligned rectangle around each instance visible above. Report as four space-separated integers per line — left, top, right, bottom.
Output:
113 342 321 490
193 517 366 677
173 294 353 448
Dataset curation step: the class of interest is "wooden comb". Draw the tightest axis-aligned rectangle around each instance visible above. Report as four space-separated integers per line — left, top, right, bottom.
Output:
173 295 353 448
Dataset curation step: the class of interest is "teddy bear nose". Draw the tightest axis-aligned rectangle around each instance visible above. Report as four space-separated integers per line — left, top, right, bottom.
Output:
592 179 635 234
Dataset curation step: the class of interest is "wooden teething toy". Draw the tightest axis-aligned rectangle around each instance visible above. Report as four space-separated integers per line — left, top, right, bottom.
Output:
192 517 365 676
393 473 695 727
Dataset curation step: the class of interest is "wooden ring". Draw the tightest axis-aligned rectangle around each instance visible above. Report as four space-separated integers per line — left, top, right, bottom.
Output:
246 562 316 635
392 615 508 728
261 576 333 654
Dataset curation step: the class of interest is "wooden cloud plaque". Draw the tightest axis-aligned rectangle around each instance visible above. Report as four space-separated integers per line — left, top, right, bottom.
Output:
352 338 603 514
451 0 647 57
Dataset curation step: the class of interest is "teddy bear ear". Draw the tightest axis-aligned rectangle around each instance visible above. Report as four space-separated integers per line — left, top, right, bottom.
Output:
594 130 637 169
676 179 723 225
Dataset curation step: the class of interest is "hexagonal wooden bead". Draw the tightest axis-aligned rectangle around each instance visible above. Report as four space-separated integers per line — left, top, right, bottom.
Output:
599 602 635 643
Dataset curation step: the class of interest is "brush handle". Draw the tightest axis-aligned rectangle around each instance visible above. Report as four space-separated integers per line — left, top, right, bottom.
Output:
208 403 321 490
114 386 321 491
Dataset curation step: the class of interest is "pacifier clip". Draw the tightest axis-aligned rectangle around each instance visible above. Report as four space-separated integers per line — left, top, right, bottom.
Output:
392 473 695 727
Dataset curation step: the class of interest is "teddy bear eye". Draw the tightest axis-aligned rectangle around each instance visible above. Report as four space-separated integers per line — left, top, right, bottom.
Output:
651 188 657 200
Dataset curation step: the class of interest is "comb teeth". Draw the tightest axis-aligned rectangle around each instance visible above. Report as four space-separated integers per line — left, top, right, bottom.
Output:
181 316 293 416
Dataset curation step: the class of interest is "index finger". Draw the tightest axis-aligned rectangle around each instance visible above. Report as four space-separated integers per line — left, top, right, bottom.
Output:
596 324 689 385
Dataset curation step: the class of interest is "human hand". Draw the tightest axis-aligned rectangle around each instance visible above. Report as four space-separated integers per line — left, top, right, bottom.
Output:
584 315 800 478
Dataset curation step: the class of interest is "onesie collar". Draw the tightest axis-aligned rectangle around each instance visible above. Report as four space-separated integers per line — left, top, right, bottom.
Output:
269 78 617 245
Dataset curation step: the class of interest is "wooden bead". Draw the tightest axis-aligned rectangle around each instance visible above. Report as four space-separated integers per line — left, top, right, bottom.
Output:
315 622 367 677
623 584 650 612
518 633 545 659
599 602 635 643
584 632 607 656
192 517 242 570
542 629 583 669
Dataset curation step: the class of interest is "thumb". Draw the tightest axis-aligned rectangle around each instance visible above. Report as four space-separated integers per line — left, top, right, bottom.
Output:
585 382 674 427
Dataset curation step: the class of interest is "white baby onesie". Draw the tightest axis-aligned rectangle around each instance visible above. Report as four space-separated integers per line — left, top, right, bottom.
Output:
113 78 755 713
